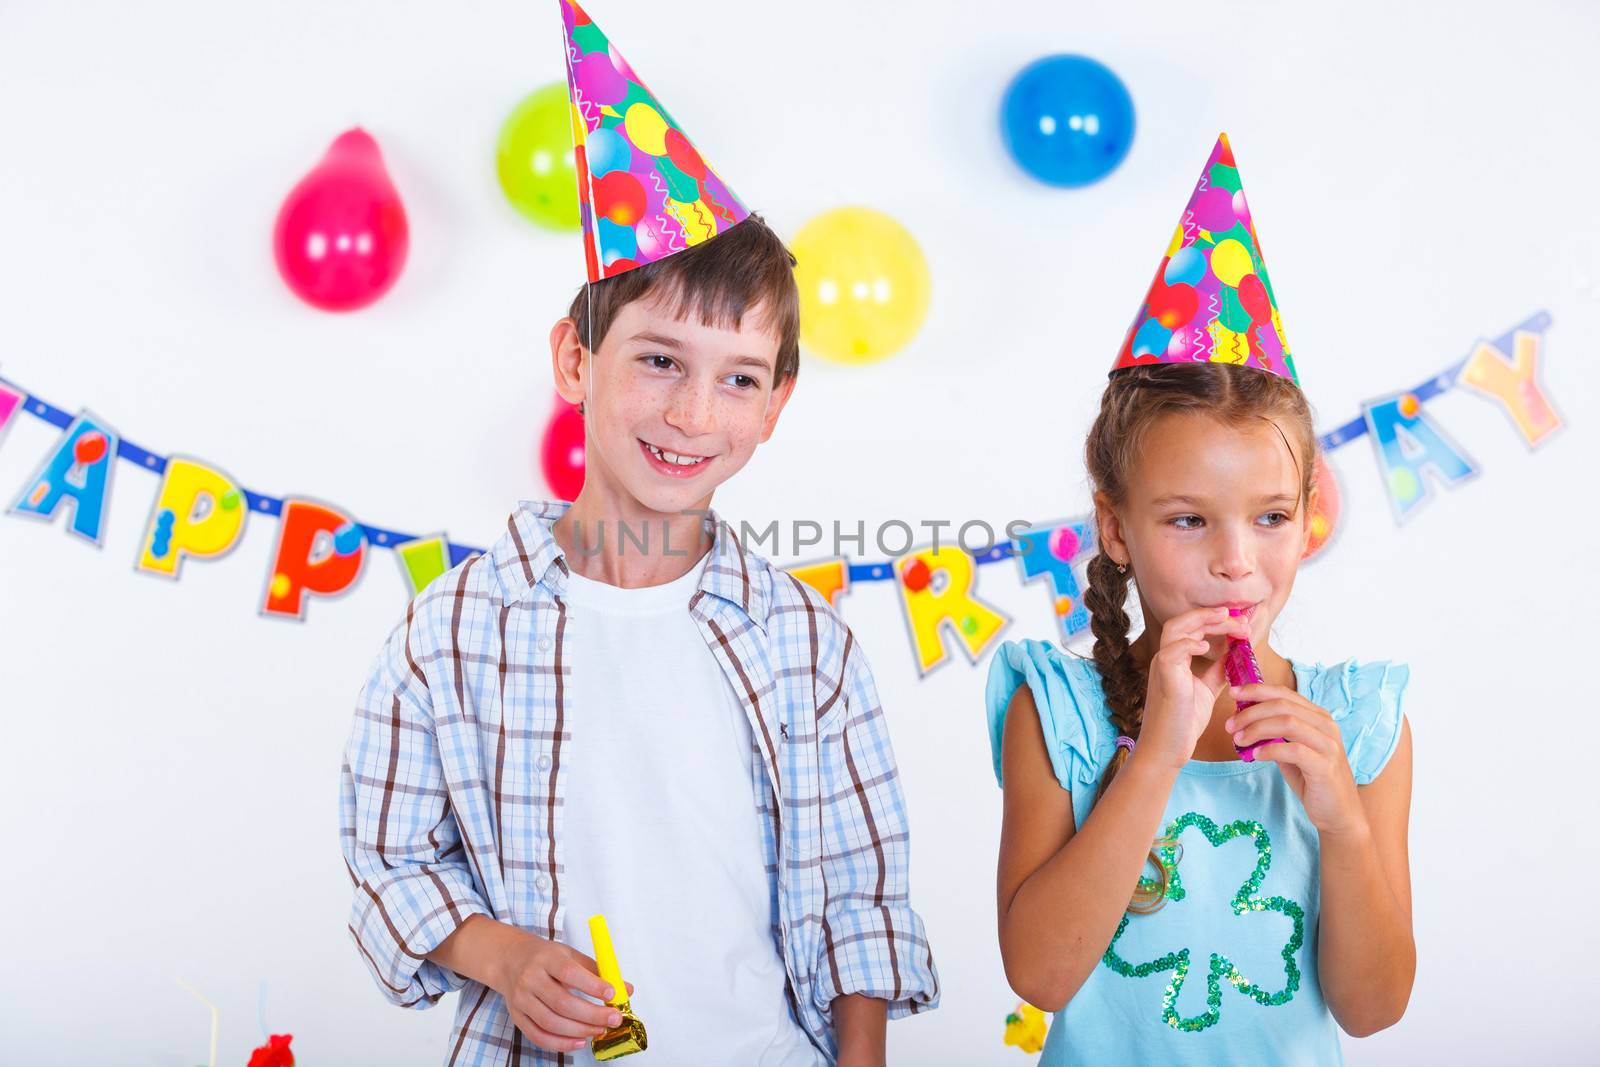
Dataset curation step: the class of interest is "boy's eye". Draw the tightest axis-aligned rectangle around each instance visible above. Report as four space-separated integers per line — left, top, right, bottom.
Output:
1170 515 1203 530
726 374 758 389
642 354 674 370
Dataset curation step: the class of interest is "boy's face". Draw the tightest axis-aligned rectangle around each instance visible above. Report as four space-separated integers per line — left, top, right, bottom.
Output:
554 289 794 517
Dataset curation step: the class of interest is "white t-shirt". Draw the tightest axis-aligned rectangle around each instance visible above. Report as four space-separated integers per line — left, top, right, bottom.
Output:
559 551 823 1067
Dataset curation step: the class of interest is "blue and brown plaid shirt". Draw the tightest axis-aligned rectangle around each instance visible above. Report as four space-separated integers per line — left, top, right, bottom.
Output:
340 500 939 1064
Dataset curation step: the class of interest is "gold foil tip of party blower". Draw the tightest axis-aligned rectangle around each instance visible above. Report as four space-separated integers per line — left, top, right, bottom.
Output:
589 914 647 1060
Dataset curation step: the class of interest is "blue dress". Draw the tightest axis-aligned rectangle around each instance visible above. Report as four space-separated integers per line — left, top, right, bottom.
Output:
985 639 1408 1066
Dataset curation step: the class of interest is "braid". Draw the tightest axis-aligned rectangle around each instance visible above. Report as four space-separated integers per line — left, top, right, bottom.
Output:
1084 551 1142 736
1084 551 1169 913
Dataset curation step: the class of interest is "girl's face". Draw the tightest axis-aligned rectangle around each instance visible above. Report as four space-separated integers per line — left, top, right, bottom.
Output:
1098 411 1315 655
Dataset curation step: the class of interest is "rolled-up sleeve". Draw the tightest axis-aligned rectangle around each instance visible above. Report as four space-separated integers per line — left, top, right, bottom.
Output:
338 603 491 1008
811 633 940 1021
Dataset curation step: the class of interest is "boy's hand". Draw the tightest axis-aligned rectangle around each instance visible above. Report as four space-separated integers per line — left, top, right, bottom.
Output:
495 929 635 1054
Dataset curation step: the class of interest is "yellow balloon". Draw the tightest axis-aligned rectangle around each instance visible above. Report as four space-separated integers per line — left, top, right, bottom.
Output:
1164 223 1184 258
1209 238 1253 287
623 102 669 156
1208 321 1249 364
792 207 931 365
667 198 717 246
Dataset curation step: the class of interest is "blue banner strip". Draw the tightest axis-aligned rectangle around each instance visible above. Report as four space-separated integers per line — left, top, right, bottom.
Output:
0 310 1546 583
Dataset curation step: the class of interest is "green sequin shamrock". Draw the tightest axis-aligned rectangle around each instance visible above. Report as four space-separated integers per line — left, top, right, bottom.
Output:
1102 812 1306 1033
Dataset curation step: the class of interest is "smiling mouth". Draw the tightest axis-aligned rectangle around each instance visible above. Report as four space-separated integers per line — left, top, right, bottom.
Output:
638 438 713 473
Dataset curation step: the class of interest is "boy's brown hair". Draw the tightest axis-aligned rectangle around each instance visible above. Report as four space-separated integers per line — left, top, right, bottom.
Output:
567 212 801 386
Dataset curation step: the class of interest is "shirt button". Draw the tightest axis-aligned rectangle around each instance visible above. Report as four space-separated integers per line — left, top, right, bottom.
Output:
538 636 554 652
535 874 551 893
537 755 552 771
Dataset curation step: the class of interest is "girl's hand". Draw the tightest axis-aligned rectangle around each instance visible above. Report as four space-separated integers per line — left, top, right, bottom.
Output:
1136 606 1251 772
1227 684 1367 837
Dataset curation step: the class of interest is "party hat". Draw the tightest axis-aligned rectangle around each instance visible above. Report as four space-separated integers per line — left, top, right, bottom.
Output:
1111 134 1298 384
560 0 750 282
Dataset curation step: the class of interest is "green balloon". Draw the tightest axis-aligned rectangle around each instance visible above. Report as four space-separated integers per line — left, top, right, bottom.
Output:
1207 162 1243 195
656 155 700 202
1217 284 1254 334
570 21 608 55
496 83 580 231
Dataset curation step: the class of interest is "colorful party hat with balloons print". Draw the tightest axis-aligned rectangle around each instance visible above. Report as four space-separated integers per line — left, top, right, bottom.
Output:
560 0 750 282
1112 134 1298 385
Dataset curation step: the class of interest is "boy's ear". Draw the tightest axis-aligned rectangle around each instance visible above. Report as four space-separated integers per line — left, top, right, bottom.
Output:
549 317 587 408
758 374 797 444
1092 490 1130 565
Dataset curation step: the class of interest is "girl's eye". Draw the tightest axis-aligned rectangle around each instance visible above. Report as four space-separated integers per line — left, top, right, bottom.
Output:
1258 511 1291 527
1171 515 1203 530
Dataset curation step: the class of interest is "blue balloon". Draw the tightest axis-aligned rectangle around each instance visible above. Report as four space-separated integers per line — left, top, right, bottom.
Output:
1001 55 1135 188
585 126 633 178
1130 316 1170 358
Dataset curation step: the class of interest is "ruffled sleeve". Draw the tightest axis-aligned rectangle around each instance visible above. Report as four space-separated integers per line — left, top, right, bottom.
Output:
984 638 1117 793
1296 659 1410 785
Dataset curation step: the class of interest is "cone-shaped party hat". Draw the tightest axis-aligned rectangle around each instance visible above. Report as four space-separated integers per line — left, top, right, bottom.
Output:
560 0 750 282
1112 134 1298 384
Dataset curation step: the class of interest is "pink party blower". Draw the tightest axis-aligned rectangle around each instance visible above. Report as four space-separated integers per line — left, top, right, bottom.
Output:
1226 608 1284 762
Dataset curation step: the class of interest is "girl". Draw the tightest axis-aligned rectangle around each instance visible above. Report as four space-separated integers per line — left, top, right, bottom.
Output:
986 136 1414 1064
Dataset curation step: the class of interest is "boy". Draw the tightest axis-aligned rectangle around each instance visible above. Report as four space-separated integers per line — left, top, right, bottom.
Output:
338 4 939 1064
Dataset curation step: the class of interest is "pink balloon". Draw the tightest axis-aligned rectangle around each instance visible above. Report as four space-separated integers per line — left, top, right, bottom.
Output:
273 128 408 311
1190 186 1236 233
540 399 586 501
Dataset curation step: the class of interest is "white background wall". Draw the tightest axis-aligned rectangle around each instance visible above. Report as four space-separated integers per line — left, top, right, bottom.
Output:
3 1 1597 1063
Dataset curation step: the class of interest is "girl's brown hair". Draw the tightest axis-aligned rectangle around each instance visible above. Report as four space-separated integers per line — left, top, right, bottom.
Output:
1083 362 1316 912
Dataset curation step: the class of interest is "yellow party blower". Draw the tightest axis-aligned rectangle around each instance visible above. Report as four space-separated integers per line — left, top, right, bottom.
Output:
589 915 647 1060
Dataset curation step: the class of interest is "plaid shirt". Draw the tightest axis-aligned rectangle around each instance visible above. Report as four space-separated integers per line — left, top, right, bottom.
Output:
340 500 939 1065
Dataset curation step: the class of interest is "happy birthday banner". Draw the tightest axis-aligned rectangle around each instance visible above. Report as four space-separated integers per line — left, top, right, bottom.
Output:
0 312 1560 673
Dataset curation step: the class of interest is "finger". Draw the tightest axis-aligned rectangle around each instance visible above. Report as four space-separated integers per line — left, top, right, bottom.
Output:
540 979 625 1030
526 994 607 1040
1229 683 1315 707
1155 638 1212 668
1161 606 1227 644
555 952 616 1003
1227 698 1339 741
1232 714 1332 751
509 1006 589 1054
1249 739 1314 769
1165 607 1250 644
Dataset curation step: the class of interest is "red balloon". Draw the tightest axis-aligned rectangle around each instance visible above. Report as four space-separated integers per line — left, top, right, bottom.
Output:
540 399 586 501
1237 273 1272 322
273 128 409 312
74 431 107 465
902 558 931 592
1147 281 1198 330
593 170 646 227
664 128 706 180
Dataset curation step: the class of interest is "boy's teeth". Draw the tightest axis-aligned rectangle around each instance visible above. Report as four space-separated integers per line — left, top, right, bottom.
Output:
645 442 705 466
